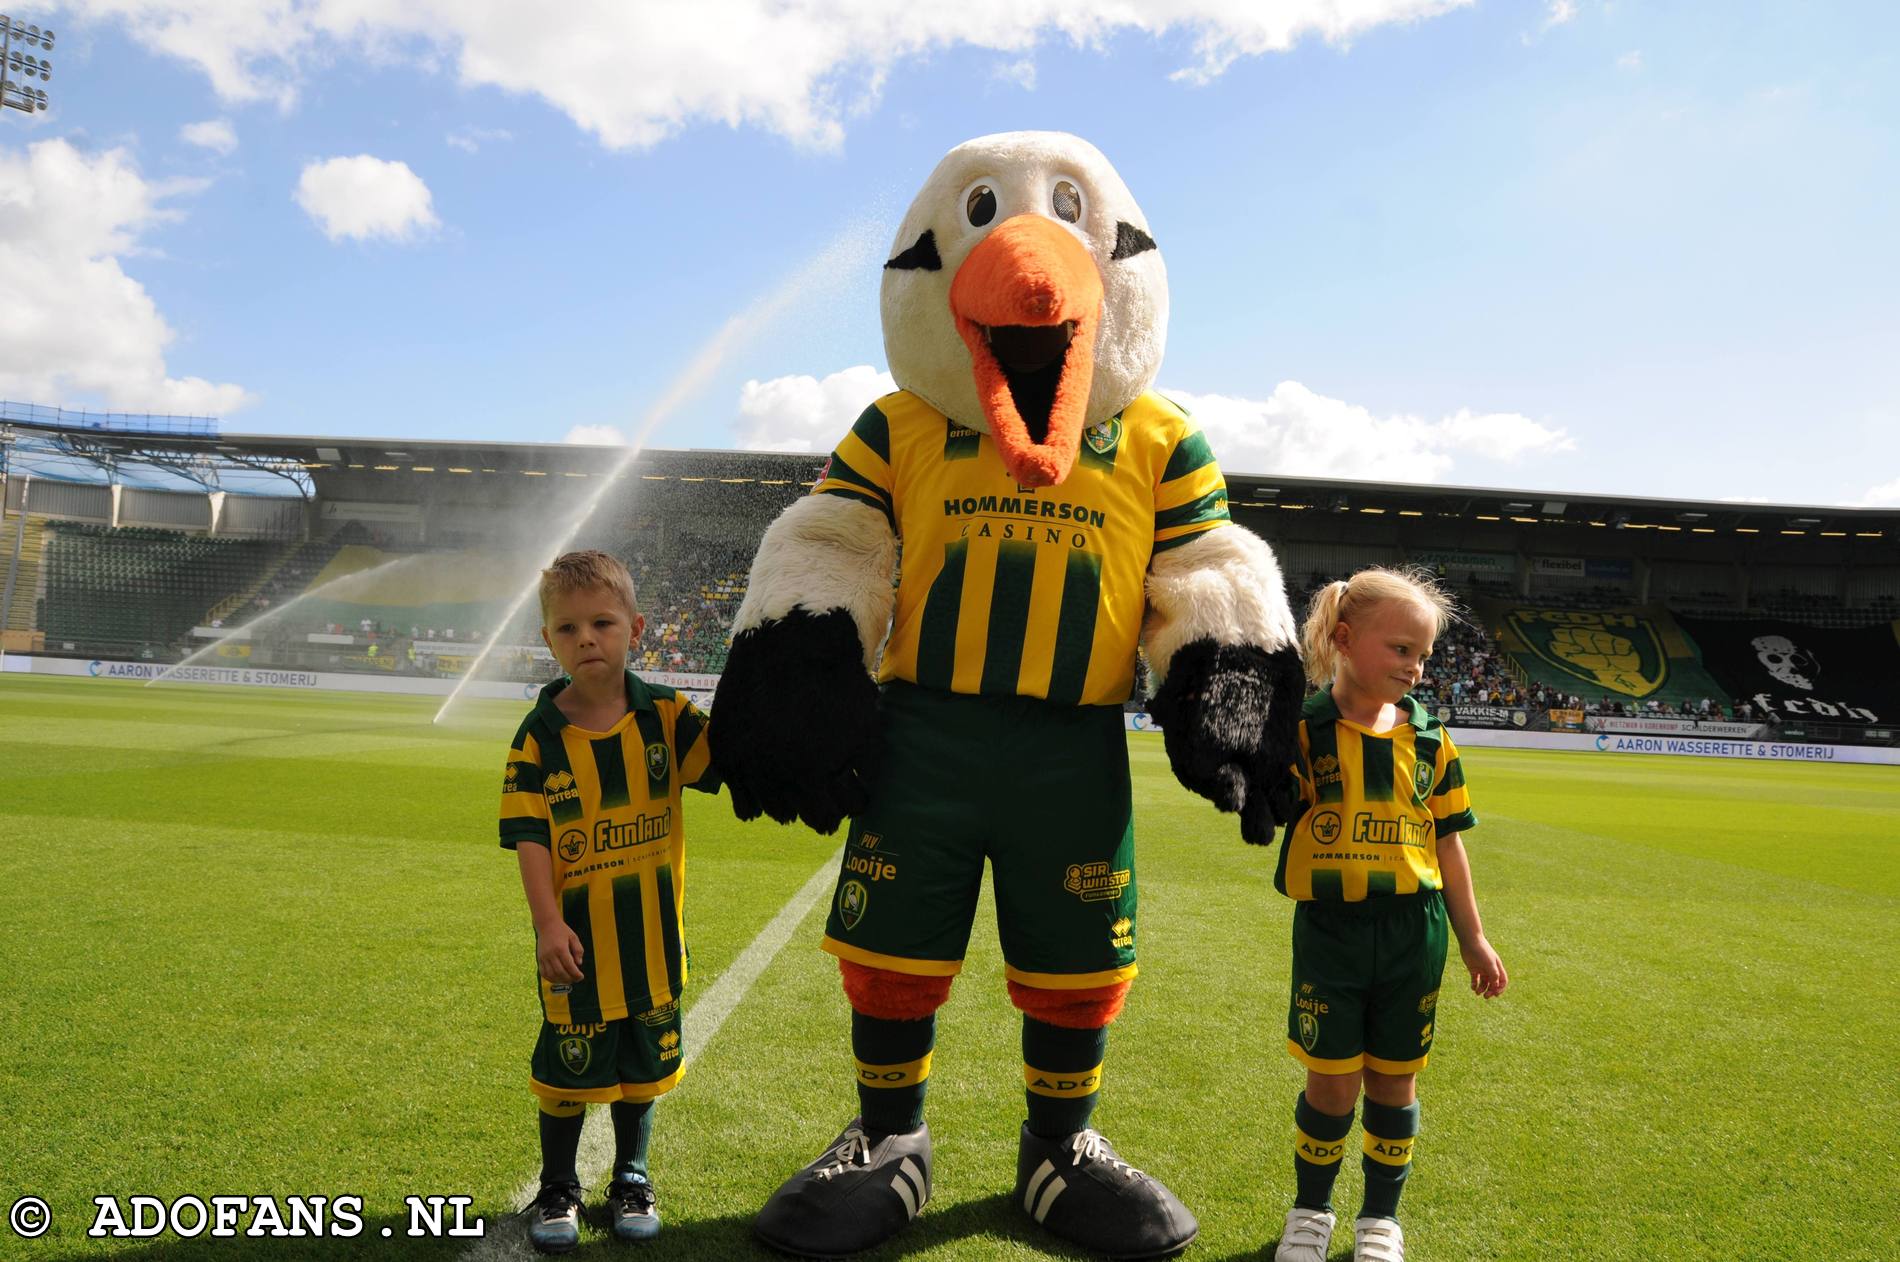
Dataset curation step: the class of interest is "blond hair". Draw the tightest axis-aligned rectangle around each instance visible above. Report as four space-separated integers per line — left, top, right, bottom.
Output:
539 549 638 622
1300 566 1458 688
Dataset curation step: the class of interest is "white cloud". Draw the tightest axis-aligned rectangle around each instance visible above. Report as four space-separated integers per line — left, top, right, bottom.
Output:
735 365 896 451
61 1 1473 150
564 424 626 446
992 57 1038 91
295 155 439 243
0 138 251 416
179 118 237 154
1858 477 1900 508
445 125 512 154
1545 1 1578 28
1617 49 1643 72
1163 380 1574 482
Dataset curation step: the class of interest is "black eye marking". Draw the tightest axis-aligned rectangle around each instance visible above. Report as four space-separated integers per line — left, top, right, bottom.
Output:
884 229 942 271
1110 220 1156 260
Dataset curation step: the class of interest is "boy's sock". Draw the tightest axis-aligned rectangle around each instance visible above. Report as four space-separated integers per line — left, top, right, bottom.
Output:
1359 1098 1420 1221
1022 1017 1107 1139
537 1101 587 1189
610 1100 654 1183
852 1010 934 1135
1293 1091 1355 1212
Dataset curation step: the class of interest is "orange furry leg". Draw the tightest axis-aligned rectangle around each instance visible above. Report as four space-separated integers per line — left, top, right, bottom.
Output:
840 960 954 1020
1007 980 1130 1029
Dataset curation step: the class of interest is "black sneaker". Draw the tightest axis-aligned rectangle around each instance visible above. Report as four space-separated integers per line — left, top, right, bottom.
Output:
605 1175 660 1243
754 1117 932 1258
1014 1125 1198 1260
526 1182 583 1255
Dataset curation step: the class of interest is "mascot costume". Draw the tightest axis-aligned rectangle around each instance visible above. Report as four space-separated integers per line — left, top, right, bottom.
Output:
712 132 1303 1259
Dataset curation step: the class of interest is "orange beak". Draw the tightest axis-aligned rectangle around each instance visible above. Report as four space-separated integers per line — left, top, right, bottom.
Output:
949 214 1103 488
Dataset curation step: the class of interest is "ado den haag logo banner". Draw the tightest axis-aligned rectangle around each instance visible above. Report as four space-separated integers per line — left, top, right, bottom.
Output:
1674 615 1898 725
1505 608 1668 698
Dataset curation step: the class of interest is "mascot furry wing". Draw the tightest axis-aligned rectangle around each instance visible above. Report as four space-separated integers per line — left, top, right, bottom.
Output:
711 132 1302 1259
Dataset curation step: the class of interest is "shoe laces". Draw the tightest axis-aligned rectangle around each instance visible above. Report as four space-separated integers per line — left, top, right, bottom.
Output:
609 1178 655 1214
531 1182 582 1222
814 1126 873 1181
1067 1129 1142 1179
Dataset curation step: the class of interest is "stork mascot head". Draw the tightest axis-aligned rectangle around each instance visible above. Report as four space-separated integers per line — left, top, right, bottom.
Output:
881 130 1167 487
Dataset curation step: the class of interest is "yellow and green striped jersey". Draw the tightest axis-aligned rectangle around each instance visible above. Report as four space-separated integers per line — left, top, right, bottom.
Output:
813 389 1232 706
498 671 717 1024
1276 691 1477 901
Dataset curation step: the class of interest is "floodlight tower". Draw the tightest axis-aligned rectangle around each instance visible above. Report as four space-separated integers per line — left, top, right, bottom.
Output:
1 14 54 116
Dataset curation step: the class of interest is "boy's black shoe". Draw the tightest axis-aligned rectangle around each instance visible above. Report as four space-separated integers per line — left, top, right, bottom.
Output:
605 1175 659 1243
1014 1125 1198 1260
526 1182 584 1255
754 1118 931 1257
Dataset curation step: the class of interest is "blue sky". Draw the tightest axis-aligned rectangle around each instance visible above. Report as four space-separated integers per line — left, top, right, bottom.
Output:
3 1 1896 506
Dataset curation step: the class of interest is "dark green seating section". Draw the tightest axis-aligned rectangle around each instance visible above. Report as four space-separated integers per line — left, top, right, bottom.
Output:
43 524 279 649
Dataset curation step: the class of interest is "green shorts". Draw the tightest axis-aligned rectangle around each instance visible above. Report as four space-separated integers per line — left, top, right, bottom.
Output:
1286 892 1448 1075
530 1000 685 1104
821 683 1138 991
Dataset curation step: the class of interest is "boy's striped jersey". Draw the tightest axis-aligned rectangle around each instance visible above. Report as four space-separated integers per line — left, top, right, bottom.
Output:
498 671 716 1024
813 389 1231 706
1276 691 1477 901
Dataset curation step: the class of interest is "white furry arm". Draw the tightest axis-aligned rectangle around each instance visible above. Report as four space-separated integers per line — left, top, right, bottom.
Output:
1143 525 1298 685
732 495 897 673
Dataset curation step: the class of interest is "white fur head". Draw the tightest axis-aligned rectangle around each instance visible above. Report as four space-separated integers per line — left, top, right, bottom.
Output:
879 131 1167 455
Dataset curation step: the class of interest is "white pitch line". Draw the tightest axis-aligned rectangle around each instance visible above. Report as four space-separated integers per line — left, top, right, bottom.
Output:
462 845 842 1260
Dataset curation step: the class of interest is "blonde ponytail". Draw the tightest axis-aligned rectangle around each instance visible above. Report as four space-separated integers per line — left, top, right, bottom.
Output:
1301 567 1460 687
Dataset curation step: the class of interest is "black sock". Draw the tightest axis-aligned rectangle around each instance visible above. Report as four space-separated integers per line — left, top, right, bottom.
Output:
1022 1017 1107 1139
611 1100 653 1182
852 1010 934 1135
1359 1098 1419 1221
537 1105 586 1189
1293 1091 1354 1212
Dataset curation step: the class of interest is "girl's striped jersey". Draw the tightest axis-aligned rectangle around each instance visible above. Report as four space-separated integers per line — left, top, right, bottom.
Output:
812 389 1232 707
498 671 716 1024
1276 691 1477 902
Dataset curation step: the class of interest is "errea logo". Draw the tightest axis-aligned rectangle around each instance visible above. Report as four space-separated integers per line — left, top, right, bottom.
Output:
658 1030 681 1061
1110 916 1133 950
544 770 580 808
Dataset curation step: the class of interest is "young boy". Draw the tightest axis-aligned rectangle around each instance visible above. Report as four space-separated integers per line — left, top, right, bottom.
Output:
498 550 719 1253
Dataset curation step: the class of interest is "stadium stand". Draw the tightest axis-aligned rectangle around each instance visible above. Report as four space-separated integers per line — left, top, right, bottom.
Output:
5 406 1898 744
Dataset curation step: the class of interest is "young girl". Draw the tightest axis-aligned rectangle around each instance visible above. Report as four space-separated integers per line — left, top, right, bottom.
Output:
1271 568 1508 1262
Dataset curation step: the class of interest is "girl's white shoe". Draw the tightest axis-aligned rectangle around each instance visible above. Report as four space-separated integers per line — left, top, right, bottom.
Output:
1354 1215 1405 1262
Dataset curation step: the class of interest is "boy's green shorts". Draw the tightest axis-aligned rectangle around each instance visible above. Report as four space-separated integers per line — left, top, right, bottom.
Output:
1286 891 1448 1075
529 1000 685 1105
821 683 1139 991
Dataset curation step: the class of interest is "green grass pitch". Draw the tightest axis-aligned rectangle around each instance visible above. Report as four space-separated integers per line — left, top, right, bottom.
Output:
2 674 1896 1260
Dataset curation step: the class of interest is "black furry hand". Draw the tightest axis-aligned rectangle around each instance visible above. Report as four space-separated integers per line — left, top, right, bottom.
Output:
709 608 880 836
1148 638 1305 845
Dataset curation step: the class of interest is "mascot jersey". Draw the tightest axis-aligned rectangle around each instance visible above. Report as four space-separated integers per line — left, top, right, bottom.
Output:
813 389 1231 706
1277 691 1477 901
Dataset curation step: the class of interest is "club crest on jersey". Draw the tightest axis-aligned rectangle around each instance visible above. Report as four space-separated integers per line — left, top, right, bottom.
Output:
559 1036 592 1075
558 828 587 863
1083 415 1121 456
1298 1011 1320 1052
1414 759 1435 801
838 879 868 930
646 742 668 779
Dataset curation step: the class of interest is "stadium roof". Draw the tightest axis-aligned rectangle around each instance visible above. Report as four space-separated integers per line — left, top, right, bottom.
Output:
3 410 1893 540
